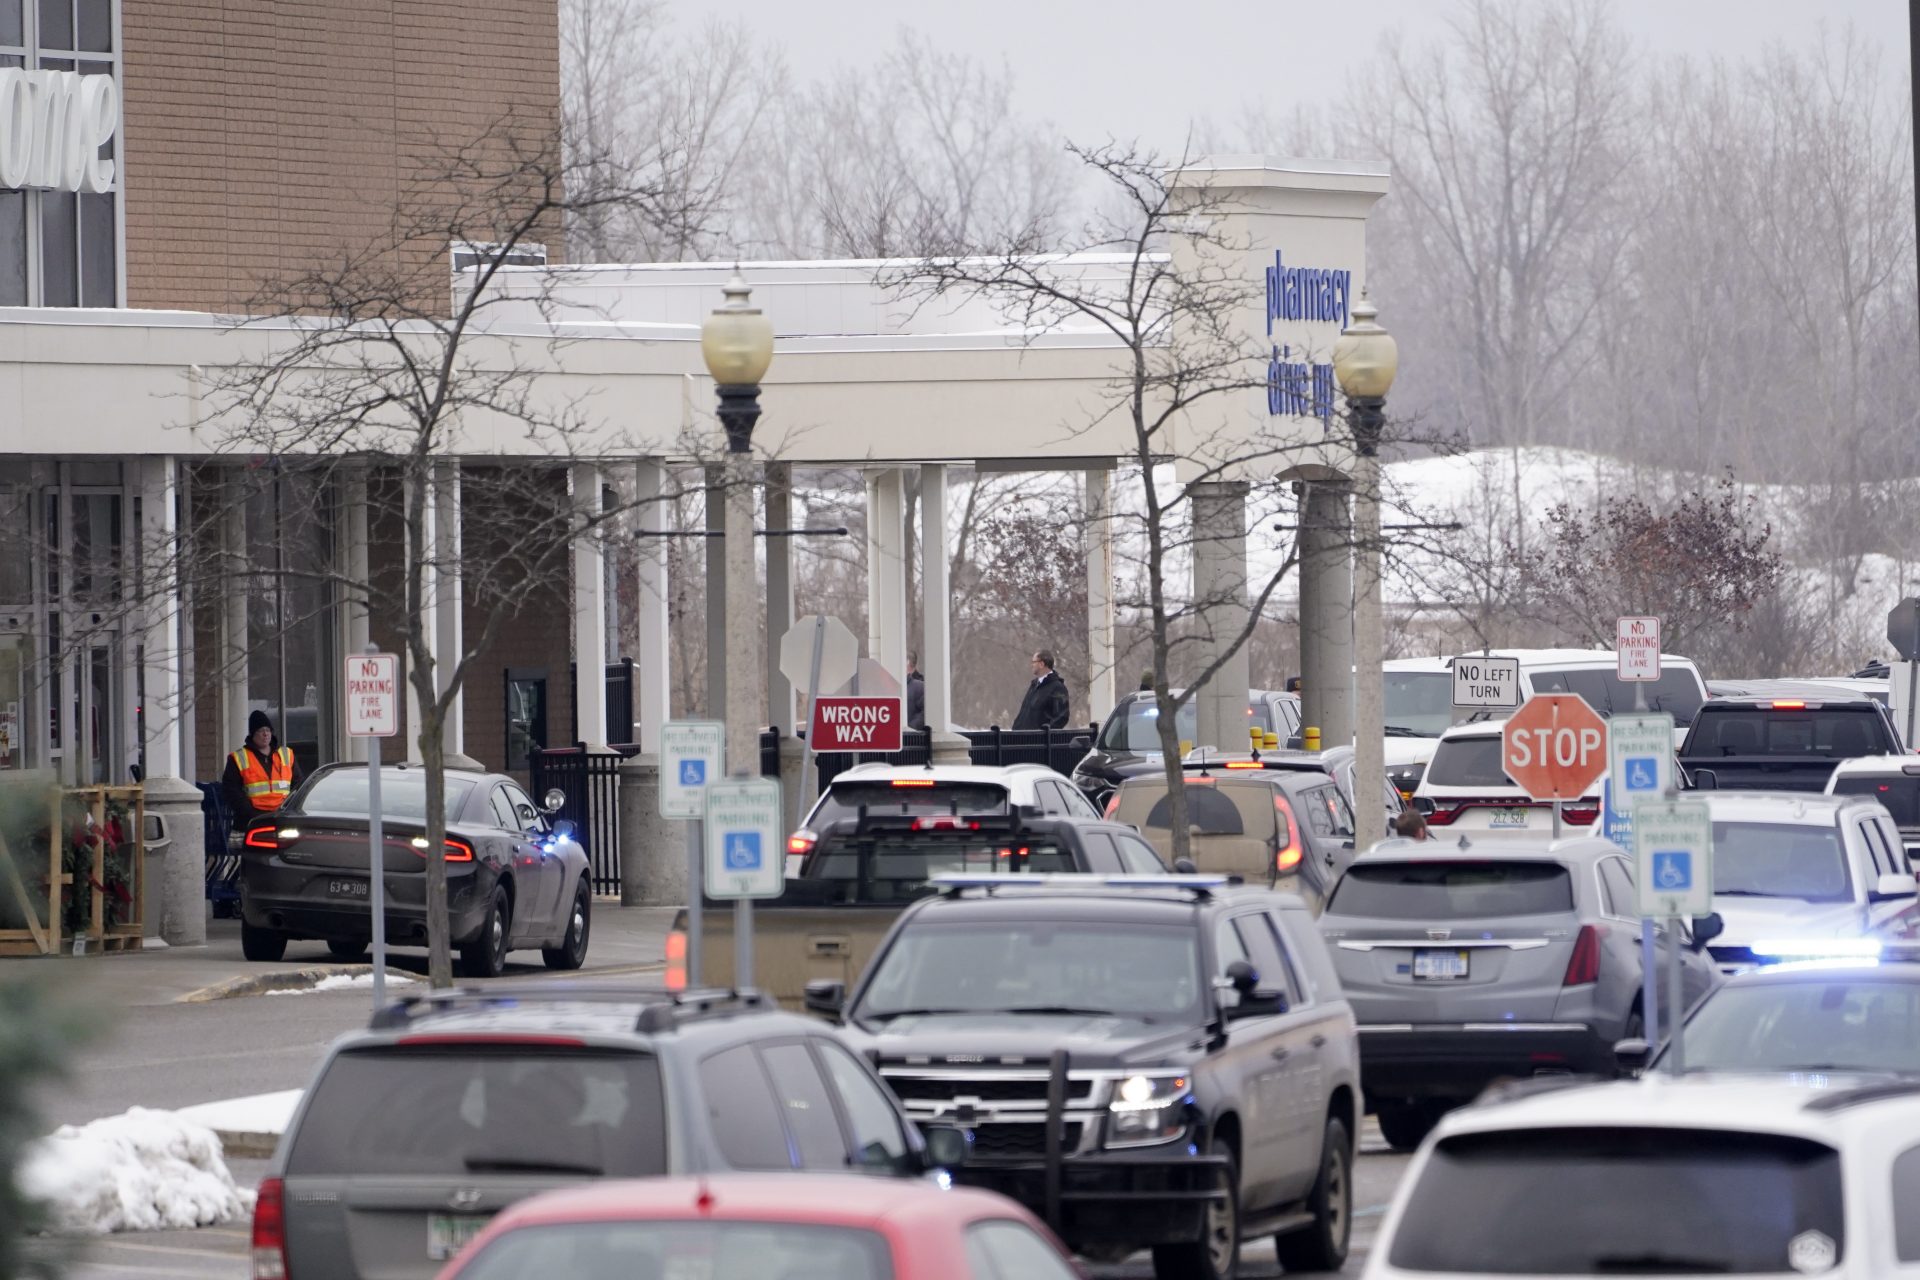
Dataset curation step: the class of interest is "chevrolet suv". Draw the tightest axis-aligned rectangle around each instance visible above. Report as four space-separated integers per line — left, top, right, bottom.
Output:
807 873 1360 1280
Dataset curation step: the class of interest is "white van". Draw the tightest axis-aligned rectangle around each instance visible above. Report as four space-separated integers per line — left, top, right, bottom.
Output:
1495 647 1708 748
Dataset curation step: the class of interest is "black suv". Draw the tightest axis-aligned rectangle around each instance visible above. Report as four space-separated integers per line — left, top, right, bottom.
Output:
1681 695 1905 794
256 987 938 1280
807 875 1360 1280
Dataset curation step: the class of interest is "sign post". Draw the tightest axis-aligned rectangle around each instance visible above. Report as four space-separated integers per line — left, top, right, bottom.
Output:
660 720 724 988
1888 599 1920 751
1608 712 1675 1044
1450 654 1520 712
1633 798 1712 1073
343 651 399 1012
704 776 783 990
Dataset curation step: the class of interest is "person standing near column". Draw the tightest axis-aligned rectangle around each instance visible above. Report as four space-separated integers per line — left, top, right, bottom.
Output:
1013 651 1071 730
905 651 927 731
221 710 303 833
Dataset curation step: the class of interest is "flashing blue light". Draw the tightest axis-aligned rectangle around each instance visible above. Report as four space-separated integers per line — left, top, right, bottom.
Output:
1749 938 1882 961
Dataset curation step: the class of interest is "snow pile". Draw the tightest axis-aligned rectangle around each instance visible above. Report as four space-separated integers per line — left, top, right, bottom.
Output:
266 970 416 995
20 1108 254 1236
173 1089 303 1139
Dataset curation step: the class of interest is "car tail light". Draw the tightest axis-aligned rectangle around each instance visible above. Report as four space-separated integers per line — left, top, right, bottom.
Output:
1103 793 1122 818
243 828 278 850
1561 803 1600 826
1274 795 1304 873
890 778 936 787
1563 925 1604 986
911 816 981 832
1771 700 1807 709
406 837 474 861
252 1177 288 1280
1422 802 1463 826
1224 761 1264 770
996 846 1031 860
787 829 817 856
665 930 687 992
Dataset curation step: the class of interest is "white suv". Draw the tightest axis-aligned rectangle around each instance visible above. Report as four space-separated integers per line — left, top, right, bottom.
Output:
1364 1074 1920 1278
1412 719 1600 837
1697 791 1918 973
1828 756 1920 861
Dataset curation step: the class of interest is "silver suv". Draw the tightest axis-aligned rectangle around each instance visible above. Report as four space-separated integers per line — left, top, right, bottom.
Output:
1318 837 1718 1150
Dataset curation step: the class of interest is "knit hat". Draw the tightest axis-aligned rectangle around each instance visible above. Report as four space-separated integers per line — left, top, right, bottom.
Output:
248 709 274 736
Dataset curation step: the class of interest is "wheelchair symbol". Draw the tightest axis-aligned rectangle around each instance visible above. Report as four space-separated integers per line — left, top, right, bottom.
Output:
679 759 706 787
1625 757 1658 792
1652 851 1691 891
725 832 762 871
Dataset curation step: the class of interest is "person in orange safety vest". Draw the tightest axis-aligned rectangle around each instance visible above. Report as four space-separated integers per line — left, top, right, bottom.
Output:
221 710 303 831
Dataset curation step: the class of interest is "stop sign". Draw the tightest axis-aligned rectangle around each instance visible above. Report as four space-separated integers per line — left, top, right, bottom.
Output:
1502 694 1608 800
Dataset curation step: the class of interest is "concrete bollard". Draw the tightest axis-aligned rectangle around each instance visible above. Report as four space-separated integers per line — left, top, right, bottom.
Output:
615 755 681 906
143 775 208 946
1303 726 1322 752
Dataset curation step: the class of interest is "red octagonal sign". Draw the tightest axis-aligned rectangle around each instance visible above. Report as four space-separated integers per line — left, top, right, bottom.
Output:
1501 694 1607 800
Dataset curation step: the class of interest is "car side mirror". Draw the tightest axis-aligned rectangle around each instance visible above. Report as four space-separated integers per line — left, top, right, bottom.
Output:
1224 959 1260 997
542 787 566 813
1614 1037 1651 1074
803 978 846 1019
1413 796 1436 816
921 1124 970 1169
1689 912 1724 950
1873 873 1918 901
1173 857 1198 875
1691 768 1719 792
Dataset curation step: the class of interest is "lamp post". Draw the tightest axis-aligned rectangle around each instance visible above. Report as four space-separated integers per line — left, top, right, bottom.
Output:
1332 291 1398 852
700 271 775 779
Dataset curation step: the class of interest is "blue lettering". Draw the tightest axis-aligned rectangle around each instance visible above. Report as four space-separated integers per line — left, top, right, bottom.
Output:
1264 250 1351 336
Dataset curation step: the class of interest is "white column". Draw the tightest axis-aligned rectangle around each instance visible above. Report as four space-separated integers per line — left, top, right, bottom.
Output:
339 466 371 763
865 468 908 688
1191 481 1251 754
634 459 671 754
434 461 477 767
572 463 610 749
1353 450 1386 849
404 468 436 764
1299 482 1355 747
140 457 184 780
1085 469 1116 724
919 464 952 732
764 462 796 733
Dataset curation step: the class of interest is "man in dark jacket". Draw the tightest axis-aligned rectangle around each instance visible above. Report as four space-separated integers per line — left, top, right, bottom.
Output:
221 709 304 832
1013 650 1071 730
905 651 927 730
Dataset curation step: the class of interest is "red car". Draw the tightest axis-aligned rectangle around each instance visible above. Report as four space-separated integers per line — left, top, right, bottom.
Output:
436 1173 1085 1280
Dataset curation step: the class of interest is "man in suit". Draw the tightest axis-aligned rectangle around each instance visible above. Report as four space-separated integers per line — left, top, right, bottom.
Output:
905 651 927 730
1013 650 1071 730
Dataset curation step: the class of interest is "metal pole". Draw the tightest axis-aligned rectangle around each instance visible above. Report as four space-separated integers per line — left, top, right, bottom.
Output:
369 725 385 1012
803 616 825 764
1640 918 1659 1047
1906 659 1919 751
686 817 703 988
736 898 753 991
1551 799 1562 840
1666 914 1685 1074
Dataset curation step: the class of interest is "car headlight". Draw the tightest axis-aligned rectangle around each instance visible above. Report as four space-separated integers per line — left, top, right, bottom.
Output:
1105 1073 1192 1148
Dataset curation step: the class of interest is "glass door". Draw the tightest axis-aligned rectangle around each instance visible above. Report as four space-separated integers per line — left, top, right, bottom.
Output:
0 632 34 772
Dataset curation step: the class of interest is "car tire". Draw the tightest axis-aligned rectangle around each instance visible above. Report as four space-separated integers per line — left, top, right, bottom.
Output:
241 922 288 962
1151 1134 1238 1280
1376 1100 1444 1153
326 938 367 961
459 887 511 979
1274 1114 1352 1273
542 879 591 971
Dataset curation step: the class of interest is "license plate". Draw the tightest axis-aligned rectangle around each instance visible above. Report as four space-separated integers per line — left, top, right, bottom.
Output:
1413 949 1470 980
1487 807 1531 829
326 879 369 900
427 1213 491 1261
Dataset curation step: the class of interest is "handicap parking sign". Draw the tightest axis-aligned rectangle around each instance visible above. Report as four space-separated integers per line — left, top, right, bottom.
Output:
1625 756 1659 792
1652 850 1692 892
724 831 762 872
679 759 706 787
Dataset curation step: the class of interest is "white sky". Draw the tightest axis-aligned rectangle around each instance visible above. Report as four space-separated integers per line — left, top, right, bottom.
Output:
684 0 1908 155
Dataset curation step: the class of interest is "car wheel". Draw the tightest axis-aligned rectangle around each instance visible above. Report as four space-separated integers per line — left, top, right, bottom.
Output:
542 879 591 971
459 887 511 979
1376 1100 1445 1153
241 922 288 962
1151 1134 1238 1280
1274 1114 1352 1272
326 938 367 962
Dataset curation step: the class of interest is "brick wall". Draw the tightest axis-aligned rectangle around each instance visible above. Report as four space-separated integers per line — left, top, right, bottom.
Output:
119 0 562 313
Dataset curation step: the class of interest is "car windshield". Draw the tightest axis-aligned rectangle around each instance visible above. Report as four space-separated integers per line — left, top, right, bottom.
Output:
1712 821 1852 903
453 1221 893 1280
284 1047 666 1177
1832 774 1920 827
1099 698 1274 751
1388 1127 1844 1275
856 921 1203 1023
805 839 1075 902
1385 671 1454 737
295 770 476 821
1688 707 1888 758
1421 736 1514 789
1327 861 1574 919
1529 666 1705 726
1673 978 1920 1074
810 783 1009 825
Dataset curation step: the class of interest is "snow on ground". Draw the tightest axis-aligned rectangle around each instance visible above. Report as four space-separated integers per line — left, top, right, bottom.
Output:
173 1089 304 1139
265 970 417 995
21 1108 255 1235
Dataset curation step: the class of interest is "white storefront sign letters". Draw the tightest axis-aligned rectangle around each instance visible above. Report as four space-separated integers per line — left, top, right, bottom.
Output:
0 68 120 194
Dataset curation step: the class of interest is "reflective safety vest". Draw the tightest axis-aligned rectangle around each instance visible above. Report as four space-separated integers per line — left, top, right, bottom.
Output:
232 745 295 812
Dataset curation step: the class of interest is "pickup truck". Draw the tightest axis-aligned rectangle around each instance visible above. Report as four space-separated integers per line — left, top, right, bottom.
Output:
667 811 1175 1007
1679 695 1905 794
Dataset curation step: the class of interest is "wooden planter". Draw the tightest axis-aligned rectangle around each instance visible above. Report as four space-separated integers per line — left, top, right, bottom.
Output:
0 783 145 957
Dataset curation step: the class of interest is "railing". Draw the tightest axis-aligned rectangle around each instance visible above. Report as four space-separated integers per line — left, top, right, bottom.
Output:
809 725 1098 791
529 745 625 895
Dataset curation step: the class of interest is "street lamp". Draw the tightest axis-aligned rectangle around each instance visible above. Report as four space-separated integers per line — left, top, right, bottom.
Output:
700 270 774 777
1332 290 1398 851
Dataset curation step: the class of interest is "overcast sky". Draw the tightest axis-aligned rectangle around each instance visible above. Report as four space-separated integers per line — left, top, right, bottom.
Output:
689 0 1908 155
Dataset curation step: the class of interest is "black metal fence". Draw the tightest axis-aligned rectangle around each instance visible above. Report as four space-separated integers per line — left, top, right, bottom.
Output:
529 745 626 895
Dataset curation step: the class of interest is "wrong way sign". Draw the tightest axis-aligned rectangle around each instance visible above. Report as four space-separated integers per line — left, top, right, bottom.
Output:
810 697 903 752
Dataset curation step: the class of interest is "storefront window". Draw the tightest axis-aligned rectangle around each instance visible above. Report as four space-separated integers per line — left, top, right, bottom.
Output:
1 0 119 308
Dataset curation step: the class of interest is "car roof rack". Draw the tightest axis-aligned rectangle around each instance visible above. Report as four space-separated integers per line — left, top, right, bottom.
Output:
368 984 773 1033
1801 1079 1920 1113
932 872 1229 899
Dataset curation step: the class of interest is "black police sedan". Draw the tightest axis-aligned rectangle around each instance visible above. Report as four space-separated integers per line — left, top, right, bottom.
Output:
237 763 592 977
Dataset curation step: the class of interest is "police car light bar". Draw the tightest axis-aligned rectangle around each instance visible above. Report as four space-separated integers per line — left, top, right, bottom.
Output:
1748 938 1884 960
931 872 1230 891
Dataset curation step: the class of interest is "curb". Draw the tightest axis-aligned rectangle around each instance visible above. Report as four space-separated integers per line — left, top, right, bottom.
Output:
177 965 417 1003
217 1128 284 1159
